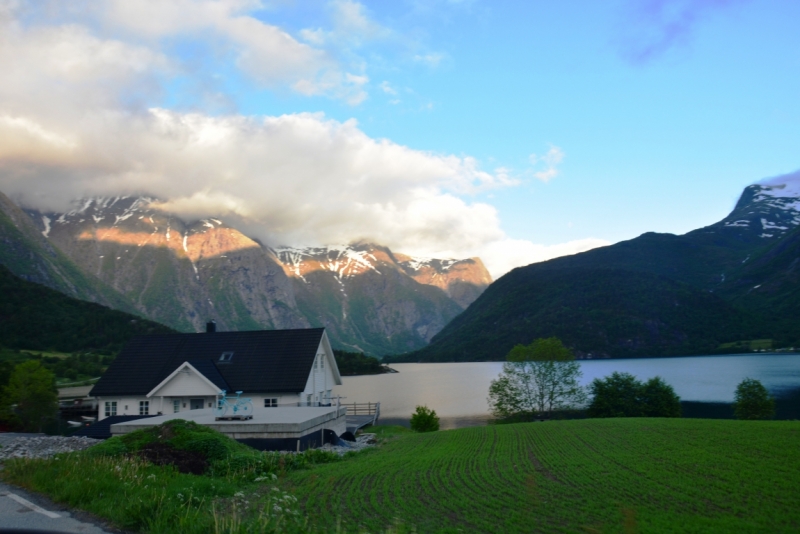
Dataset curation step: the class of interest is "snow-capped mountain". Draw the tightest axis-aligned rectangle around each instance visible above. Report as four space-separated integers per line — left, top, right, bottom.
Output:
721 182 800 238
19 195 492 355
275 244 491 309
391 178 800 363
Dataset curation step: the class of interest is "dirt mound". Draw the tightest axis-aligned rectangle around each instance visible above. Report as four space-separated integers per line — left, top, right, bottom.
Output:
137 442 208 475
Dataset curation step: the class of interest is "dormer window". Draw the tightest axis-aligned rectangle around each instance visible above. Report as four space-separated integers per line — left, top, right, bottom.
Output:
219 351 234 362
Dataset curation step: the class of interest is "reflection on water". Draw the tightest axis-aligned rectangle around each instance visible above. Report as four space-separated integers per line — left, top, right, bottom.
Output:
338 354 800 429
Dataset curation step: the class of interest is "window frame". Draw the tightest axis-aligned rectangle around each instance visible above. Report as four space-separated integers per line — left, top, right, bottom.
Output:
139 400 150 415
104 401 117 417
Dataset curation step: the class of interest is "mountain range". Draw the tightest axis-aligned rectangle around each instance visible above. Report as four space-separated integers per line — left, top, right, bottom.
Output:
0 192 491 355
387 181 800 362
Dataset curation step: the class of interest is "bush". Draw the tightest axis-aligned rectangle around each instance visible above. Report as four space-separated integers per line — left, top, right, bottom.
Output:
588 372 681 418
734 378 775 420
588 372 643 418
640 377 682 418
0 360 58 432
410 405 440 432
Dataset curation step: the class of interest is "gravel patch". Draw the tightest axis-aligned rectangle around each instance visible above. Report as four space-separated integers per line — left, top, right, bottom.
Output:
0 436 101 460
318 433 377 455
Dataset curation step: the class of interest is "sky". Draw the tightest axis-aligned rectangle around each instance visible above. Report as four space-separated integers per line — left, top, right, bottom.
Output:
0 0 798 278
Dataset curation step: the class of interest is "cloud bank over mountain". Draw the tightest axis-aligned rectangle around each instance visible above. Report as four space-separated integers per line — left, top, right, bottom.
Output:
0 1 607 278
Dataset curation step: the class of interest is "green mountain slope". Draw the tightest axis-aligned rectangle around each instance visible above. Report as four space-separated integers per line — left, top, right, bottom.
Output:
389 182 800 362
389 268 762 361
0 264 175 353
716 225 800 346
0 191 140 315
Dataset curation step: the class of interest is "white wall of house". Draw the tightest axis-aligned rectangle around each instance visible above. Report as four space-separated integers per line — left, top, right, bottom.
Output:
301 342 338 405
98 395 219 420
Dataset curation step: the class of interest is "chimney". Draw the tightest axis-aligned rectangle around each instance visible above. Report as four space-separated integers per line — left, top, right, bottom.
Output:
206 320 216 333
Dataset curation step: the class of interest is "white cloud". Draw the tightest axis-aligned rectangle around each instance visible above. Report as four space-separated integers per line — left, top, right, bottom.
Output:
479 238 610 279
529 145 565 182
25 0 364 103
0 2 607 278
380 81 397 95
413 52 446 67
330 0 389 42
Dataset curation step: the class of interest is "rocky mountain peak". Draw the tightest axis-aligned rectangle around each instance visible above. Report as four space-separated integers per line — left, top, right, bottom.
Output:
12 194 492 354
720 182 800 239
273 243 492 309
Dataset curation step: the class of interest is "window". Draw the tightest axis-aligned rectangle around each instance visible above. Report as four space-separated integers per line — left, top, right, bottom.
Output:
264 398 278 408
306 394 312 406
173 400 180 413
104 401 117 417
219 351 234 362
139 400 149 415
320 355 325 369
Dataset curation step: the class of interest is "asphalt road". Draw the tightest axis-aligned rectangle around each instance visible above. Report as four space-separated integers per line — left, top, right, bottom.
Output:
0 481 120 533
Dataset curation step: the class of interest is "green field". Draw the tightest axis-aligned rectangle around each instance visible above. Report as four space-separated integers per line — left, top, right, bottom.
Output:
1 419 798 533
286 419 800 533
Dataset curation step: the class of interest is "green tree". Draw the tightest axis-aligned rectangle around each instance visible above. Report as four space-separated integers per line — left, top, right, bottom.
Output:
640 376 681 417
410 405 440 432
588 372 643 418
589 373 681 418
0 360 58 432
488 337 586 420
733 378 775 420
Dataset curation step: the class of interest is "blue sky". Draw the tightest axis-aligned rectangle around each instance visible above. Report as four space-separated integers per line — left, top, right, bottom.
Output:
0 0 798 276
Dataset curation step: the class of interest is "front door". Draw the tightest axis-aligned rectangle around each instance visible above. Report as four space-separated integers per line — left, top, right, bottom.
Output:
190 398 204 410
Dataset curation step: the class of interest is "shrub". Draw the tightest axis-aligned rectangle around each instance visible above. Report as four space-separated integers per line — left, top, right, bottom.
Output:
410 405 440 432
640 376 681 418
588 372 644 418
734 378 775 420
589 373 681 418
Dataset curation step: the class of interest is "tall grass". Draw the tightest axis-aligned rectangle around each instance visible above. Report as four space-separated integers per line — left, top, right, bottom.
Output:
2 453 311 533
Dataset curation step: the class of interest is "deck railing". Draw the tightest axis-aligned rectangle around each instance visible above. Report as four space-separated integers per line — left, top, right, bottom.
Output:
344 402 380 417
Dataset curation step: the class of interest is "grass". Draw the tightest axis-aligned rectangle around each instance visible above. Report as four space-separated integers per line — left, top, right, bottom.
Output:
718 338 773 351
283 419 800 533
0 420 346 533
2 419 798 532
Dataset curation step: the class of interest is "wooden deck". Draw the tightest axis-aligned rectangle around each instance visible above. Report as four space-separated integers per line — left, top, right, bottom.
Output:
344 402 380 434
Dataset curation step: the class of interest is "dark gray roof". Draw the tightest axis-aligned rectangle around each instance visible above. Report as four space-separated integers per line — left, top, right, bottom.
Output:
187 359 230 392
90 328 325 397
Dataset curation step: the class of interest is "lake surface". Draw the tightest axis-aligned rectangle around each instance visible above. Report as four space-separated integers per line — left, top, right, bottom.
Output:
337 353 800 429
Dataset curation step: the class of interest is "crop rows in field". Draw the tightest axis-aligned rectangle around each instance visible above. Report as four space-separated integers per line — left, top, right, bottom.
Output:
285 419 800 533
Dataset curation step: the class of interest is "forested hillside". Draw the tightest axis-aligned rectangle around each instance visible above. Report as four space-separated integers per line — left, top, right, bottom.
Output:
0 264 174 353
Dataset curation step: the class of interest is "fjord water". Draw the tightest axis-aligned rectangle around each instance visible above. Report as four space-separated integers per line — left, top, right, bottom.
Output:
338 354 800 429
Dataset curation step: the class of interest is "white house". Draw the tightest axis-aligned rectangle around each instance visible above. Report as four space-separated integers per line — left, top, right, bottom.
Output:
90 325 342 421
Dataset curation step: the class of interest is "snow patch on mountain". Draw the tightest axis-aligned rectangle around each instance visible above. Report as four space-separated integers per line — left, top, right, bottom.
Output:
41 215 51 238
724 220 749 227
402 257 459 272
275 245 381 282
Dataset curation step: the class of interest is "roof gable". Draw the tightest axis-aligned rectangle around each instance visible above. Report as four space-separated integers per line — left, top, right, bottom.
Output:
146 361 226 398
91 328 326 397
